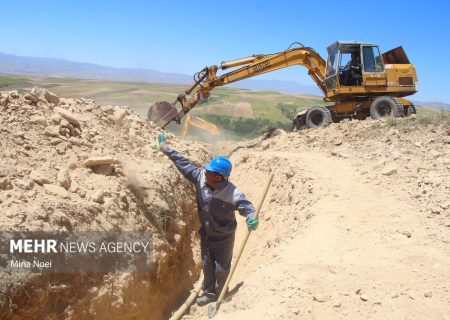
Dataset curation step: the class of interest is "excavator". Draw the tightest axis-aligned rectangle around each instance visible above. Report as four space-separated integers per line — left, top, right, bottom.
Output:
180 114 219 139
148 41 418 130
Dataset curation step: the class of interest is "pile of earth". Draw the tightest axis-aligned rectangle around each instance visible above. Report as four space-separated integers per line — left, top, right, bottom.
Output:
185 113 449 319
0 87 210 319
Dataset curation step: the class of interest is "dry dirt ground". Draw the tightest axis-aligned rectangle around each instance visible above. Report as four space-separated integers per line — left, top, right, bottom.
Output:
1 88 449 319
184 120 450 320
0 88 209 319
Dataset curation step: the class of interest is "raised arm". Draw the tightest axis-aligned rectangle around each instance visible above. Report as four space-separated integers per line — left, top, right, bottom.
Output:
162 146 202 184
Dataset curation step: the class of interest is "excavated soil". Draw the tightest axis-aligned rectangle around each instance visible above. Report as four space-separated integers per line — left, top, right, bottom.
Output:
0 88 211 319
1 88 449 320
184 117 450 319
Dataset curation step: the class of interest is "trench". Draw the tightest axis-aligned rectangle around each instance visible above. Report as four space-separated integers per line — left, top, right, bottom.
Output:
162 141 257 319
0 157 205 320
0 117 303 320
0 89 219 320
165 133 318 319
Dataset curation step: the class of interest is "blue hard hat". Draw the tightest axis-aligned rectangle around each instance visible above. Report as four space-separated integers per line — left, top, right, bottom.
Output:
204 156 232 177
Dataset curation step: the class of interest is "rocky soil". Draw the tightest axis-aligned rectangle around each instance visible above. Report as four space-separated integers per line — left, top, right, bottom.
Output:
0 88 210 319
185 116 450 319
1 87 449 320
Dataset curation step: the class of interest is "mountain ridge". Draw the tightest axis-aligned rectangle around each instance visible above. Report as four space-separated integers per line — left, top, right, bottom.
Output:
1 51 449 108
0 51 321 95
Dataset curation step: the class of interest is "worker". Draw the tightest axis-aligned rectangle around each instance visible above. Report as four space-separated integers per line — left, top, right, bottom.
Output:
156 133 258 306
344 52 362 86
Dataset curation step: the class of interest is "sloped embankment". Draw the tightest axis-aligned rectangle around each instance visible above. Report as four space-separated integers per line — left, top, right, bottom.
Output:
0 88 209 319
187 116 449 319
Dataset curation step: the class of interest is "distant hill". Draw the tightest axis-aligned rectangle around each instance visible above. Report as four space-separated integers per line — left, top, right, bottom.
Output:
0 52 192 84
413 100 450 110
0 51 321 95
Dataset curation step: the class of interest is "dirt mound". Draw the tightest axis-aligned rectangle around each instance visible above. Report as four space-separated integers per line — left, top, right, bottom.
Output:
187 117 449 319
0 88 210 319
257 117 450 218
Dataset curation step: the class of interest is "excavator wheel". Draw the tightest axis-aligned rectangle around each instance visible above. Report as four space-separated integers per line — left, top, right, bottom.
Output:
305 106 332 129
147 101 178 128
370 97 404 120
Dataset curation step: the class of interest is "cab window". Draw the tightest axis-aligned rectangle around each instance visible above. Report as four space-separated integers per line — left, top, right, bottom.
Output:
326 47 338 78
363 46 384 72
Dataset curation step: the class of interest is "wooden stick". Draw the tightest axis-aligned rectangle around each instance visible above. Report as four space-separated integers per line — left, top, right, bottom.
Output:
208 173 274 318
169 273 204 320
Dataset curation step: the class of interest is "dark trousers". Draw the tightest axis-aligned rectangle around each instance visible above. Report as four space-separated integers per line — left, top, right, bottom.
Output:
200 229 234 299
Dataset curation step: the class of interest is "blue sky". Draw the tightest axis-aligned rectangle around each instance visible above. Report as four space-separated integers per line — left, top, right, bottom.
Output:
1 0 449 102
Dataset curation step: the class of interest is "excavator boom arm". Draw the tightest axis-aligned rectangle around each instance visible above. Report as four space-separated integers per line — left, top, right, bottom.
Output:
208 47 326 91
149 45 327 128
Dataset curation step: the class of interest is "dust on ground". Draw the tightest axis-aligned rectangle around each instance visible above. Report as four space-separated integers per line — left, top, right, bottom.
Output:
185 116 450 320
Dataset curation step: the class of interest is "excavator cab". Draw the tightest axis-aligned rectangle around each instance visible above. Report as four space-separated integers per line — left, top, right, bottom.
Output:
325 41 386 92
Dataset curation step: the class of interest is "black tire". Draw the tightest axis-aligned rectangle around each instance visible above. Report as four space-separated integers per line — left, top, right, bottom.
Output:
305 106 332 129
405 104 417 117
370 96 404 120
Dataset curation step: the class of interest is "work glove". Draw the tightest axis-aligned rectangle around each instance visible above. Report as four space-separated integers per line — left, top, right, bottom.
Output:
247 217 259 231
154 133 167 152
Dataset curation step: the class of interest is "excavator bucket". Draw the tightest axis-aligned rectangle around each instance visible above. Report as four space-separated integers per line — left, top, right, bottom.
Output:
147 101 178 128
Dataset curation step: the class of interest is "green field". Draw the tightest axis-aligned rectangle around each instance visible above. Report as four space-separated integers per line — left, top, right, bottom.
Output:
0 76 324 118
0 75 441 139
0 76 326 138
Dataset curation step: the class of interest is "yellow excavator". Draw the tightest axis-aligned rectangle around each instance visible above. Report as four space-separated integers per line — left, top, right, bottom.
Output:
180 114 219 139
148 41 418 130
